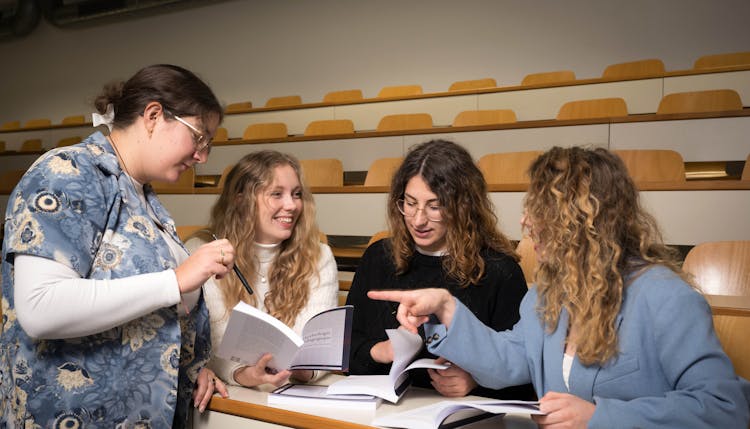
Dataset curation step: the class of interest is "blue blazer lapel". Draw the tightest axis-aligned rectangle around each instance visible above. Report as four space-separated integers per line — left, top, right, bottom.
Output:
569 312 624 401
541 308 569 394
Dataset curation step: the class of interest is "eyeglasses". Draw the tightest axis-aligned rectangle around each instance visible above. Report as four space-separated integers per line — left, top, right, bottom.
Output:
396 199 443 222
166 111 211 154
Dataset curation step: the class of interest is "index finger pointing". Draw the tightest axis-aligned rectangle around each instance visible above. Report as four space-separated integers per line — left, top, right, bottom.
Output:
368 290 406 303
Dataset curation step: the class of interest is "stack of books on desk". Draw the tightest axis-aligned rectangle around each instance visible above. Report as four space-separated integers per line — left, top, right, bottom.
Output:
268 383 382 410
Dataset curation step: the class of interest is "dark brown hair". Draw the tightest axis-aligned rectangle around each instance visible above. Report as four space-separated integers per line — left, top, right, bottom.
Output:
387 139 518 287
94 64 223 130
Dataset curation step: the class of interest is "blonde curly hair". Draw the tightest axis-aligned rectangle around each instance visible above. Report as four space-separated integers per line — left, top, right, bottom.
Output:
525 146 686 366
206 151 321 327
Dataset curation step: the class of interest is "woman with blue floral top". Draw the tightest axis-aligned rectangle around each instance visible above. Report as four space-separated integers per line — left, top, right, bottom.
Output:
0 64 233 428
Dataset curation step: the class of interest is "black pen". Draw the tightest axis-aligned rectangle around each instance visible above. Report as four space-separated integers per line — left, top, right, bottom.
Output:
211 233 254 295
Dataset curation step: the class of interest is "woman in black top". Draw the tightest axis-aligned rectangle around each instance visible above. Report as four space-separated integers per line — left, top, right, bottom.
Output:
346 139 535 400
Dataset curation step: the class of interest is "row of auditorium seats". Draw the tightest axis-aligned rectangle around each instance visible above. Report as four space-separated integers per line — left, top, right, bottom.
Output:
1 51 748 133
209 89 746 143
0 136 82 154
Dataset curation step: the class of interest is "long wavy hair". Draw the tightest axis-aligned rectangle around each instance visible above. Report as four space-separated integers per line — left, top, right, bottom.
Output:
525 146 686 366
206 151 321 326
387 139 518 287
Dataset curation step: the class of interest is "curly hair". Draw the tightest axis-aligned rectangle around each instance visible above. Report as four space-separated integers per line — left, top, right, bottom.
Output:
387 139 518 287
206 151 321 327
525 146 686 366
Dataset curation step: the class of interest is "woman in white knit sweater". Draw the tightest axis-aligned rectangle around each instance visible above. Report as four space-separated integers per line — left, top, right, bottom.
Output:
189 150 338 411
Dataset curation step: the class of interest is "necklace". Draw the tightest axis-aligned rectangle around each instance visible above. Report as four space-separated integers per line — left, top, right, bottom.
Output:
108 134 133 178
253 254 269 283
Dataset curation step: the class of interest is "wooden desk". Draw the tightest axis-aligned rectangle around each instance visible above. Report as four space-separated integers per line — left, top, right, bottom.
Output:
193 374 537 429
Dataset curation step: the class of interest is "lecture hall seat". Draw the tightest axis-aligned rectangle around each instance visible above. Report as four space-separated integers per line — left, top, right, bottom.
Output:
242 123 288 141
264 95 302 108
693 51 750 70
682 241 750 297
303 119 355 137
0 120 20 130
298 158 344 187
448 78 497 92
323 89 364 103
556 97 628 120
56 136 82 147
743 154 750 181
20 139 43 152
151 167 195 193
521 70 576 86
225 101 253 113
656 89 743 115
376 113 433 132
477 151 543 185
176 225 207 242
452 109 517 127
377 85 423 98
0 141 5 152
61 115 85 125
23 118 51 129
0 169 26 193
363 158 404 187
601 59 665 79
212 127 228 143
613 149 686 182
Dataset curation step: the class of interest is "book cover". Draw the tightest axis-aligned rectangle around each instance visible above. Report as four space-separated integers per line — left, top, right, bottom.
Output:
217 302 353 372
326 329 449 403
268 383 382 410
372 399 543 429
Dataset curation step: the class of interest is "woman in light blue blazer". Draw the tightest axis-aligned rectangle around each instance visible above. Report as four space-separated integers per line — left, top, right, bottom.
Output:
371 146 750 428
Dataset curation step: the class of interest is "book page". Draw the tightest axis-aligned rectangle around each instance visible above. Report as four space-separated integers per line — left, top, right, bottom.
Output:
216 302 303 371
372 399 543 429
291 306 353 370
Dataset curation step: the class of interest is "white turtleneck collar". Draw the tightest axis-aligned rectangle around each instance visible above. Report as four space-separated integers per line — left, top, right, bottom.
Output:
415 246 448 257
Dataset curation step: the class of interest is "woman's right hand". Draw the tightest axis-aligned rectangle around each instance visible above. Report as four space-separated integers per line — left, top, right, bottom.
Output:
370 339 394 364
175 238 234 293
234 353 292 388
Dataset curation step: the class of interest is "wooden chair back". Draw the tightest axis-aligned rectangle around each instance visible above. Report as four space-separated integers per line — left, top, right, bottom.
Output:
367 230 391 247
265 95 302 108
364 158 403 187
323 89 364 103
712 309 750 380
243 123 288 141
0 169 26 193
151 167 195 193
61 115 85 125
376 113 433 132
657 89 743 114
226 101 253 113
0 141 5 152
614 149 686 182
1 121 20 130
448 78 497 91
556 97 628 120
682 241 750 296
56 136 82 147
521 70 576 86
217 164 235 189
377 85 423 98
23 118 51 129
602 59 665 79
299 158 344 187
694 51 750 69
212 127 228 143
176 225 207 241
743 154 750 181
516 236 537 287
20 139 43 152
477 151 543 185
452 109 517 127
304 119 355 137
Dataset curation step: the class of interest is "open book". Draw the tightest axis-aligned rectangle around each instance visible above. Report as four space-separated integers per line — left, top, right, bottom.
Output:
372 399 543 429
268 383 382 410
326 329 448 403
217 302 353 372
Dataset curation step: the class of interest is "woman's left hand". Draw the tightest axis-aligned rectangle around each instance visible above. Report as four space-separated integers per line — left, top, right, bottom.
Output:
193 367 229 413
427 357 478 397
533 391 595 429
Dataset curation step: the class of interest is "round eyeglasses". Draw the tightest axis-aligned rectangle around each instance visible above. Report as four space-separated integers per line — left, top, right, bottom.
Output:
165 110 212 154
396 199 443 222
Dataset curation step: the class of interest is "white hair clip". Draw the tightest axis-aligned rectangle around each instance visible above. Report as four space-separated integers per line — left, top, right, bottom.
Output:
92 103 115 132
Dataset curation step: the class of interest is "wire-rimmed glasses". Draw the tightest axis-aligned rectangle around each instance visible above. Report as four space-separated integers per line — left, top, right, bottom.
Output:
396 198 443 222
